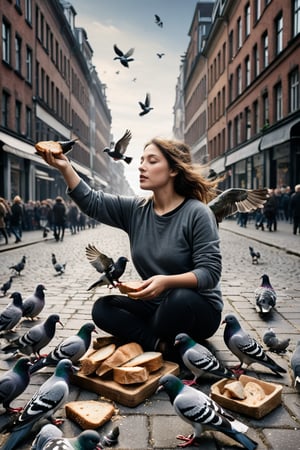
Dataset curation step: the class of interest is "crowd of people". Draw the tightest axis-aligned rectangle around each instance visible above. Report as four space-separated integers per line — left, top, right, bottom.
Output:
0 195 98 245
236 184 300 235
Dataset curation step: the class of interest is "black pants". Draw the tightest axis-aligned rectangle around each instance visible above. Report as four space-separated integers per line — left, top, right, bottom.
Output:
92 288 222 352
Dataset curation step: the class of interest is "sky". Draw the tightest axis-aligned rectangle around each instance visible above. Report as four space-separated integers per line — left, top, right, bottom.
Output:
70 0 200 193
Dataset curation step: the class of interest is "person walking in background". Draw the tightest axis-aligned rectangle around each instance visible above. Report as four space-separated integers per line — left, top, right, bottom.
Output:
263 189 277 231
52 196 66 242
0 197 9 244
10 195 24 243
40 137 223 362
68 200 79 235
290 184 300 235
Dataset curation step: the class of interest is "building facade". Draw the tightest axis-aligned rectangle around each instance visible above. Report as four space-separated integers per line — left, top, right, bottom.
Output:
0 0 132 202
182 0 300 190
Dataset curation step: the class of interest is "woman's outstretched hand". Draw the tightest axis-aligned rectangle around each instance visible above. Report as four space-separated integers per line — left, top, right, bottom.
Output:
128 275 171 300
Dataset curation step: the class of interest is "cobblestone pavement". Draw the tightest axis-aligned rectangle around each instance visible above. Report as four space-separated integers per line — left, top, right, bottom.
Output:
0 221 299 450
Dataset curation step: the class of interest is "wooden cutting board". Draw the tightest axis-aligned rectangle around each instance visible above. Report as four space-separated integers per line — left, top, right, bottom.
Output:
71 361 180 407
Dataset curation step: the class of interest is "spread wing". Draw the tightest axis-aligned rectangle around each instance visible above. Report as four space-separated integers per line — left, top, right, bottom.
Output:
85 244 114 273
115 129 132 155
208 188 268 223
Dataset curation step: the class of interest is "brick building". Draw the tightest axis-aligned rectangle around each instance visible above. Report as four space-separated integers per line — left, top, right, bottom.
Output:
0 0 131 202
182 0 300 190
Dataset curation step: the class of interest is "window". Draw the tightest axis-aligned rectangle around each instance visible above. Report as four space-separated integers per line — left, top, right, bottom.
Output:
229 74 234 102
1 91 10 127
262 32 268 68
262 93 269 127
234 114 242 145
15 100 22 133
275 14 283 55
274 83 283 121
26 107 32 138
253 100 259 134
229 30 234 60
245 107 251 140
15 34 22 73
2 19 11 64
245 56 250 87
245 4 251 37
237 65 242 95
294 0 300 36
228 121 233 149
25 0 32 24
289 69 299 112
253 44 259 78
26 46 32 83
254 0 261 22
237 17 242 49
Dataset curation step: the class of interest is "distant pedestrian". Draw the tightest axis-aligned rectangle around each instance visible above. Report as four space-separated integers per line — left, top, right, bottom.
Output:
10 195 24 243
0 197 9 244
52 196 66 242
263 189 277 231
290 184 300 235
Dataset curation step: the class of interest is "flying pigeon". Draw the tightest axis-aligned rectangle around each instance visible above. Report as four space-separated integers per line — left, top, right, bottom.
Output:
86 244 129 290
51 253 66 275
35 139 78 157
0 357 32 413
254 274 276 314
103 129 132 164
154 14 163 27
157 374 257 449
22 284 46 320
9 255 26 275
291 340 300 392
263 328 290 354
174 333 235 385
139 92 154 116
29 322 96 374
0 291 23 333
1 276 13 296
249 246 260 264
2 359 74 450
208 188 268 224
113 44 134 68
31 424 103 450
222 314 286 376
156 52 165 58
2 314 63 358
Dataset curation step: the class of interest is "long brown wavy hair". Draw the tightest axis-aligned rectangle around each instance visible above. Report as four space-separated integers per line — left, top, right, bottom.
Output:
144 137 221 204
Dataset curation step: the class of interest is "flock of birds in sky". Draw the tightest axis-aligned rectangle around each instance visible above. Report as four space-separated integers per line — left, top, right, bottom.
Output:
111 14 166 118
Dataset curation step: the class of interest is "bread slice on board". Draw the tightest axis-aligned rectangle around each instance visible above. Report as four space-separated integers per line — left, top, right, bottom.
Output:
96 342 143 377
113 366 149 384
123 351 163 373
80 343 116 375
65 400 115 429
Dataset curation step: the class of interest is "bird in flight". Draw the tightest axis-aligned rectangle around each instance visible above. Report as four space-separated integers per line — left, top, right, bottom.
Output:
154 14 163 27
103 129 132 164
113 44 134 68
139 93 154 116
157 52 165 59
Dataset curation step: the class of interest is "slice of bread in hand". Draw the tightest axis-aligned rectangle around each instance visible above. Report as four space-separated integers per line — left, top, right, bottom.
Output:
118 281 144 297
65 400 115 429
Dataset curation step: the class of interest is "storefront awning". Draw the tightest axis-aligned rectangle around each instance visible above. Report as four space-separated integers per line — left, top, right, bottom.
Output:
226 137 260 166
35 169 55 181
259 118 300 150
0 132 48 166
210 156 225 174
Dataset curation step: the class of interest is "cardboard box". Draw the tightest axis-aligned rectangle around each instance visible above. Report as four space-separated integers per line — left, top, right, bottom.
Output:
210 374 282 419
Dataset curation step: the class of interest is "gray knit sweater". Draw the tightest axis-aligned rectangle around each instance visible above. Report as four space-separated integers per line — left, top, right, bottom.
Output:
69 180 223 311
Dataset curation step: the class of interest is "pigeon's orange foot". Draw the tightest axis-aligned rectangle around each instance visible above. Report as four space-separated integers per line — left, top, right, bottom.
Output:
7 406 23 413
230 366 245 377
182 379 196 386
52 418 64 425
176 434 200 447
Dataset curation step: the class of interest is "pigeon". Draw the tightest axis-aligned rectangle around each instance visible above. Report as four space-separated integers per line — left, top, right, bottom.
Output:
207 168 217 180
157 374 257 449
31 424 103 450
222 314 286 376
154 14 163 27
291 340 300 392
9 255 26 275
2 314 63 358
249 246 260 264
86 244 129 290
35 139 78 157
103 129 132 164
208 188 268 224
29 322 96 374
2 359 74 450
174 333 235 385
22 284 47 320
1 276 13 296
263 328 290 354
113 44 134 68
139 92 154 116
0 357 32 413
101 426 120 447
254 274 276 314
0 291 23 333
156 52 165 58
51 253 66 275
